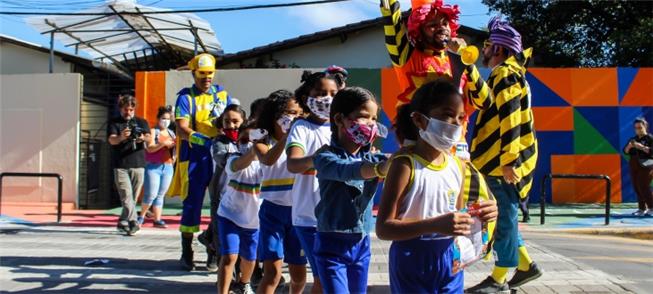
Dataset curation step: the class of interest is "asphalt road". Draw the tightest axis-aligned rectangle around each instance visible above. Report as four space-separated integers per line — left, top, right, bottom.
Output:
523 231 653 293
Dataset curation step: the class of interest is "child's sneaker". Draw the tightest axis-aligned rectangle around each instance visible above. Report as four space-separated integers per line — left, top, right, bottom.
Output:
136 216 144 225
153 220 167 228
232 281 254 294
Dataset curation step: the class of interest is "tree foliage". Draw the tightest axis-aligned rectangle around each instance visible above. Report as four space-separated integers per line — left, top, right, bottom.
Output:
482 0 653 67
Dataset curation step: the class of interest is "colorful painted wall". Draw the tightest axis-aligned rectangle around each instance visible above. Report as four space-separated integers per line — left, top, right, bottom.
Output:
378 67 653 204
136 68 652 204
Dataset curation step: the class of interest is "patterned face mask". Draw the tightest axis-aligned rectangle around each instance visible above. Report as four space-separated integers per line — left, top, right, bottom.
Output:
276 114 295 133
345 119 378 146
306 96 333 120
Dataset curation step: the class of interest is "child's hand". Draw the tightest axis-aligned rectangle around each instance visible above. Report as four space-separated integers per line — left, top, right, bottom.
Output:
473 200 498 223
443 212 474 236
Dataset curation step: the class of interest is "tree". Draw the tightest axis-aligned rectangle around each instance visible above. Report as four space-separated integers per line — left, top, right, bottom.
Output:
482 0 653 67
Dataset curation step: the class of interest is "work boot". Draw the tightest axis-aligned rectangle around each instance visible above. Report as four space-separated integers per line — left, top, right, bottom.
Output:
127 221 140 236
465 276 510 293
507 262 543 289
180 235 195 271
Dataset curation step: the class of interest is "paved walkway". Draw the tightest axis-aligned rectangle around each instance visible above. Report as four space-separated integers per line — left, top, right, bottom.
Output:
0 222 642 293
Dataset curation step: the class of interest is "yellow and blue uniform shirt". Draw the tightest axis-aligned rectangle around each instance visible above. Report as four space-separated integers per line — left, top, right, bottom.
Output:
167 84 231 233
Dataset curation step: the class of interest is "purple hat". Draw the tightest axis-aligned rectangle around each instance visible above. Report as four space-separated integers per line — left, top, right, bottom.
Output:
488 17 522 54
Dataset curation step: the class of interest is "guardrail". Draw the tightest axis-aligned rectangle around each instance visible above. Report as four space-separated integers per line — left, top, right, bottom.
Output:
0 172 64 223
540 174 612 225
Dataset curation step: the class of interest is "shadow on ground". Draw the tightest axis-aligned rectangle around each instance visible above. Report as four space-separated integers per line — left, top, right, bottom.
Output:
1 256 216 293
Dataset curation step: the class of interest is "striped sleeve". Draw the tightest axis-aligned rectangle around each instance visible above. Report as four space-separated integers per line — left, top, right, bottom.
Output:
492 69 523 167
463 64 493 110
381 0 411 66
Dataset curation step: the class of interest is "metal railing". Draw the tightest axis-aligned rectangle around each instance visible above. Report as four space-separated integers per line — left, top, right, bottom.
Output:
540 174 612 225
0 172 64 223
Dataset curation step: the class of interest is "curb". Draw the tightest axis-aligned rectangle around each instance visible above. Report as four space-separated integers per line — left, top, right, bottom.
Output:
523 226 653 240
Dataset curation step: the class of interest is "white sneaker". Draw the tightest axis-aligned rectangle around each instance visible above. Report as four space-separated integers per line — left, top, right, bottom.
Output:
632 210 645 216
644 209 651 216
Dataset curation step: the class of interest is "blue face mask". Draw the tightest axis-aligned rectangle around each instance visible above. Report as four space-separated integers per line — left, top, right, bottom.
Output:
416 113 462 152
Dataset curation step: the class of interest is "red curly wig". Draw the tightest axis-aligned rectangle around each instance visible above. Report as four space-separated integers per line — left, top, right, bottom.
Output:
407 0 460 45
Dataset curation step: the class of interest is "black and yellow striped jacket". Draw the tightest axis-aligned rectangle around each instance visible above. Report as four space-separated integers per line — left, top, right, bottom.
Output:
380 0 491 110
470 49 538 199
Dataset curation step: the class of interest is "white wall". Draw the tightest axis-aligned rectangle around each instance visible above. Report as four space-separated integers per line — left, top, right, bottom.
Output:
0 41 72 74
221 27 482 69
164 69 320 112
0 74 81 205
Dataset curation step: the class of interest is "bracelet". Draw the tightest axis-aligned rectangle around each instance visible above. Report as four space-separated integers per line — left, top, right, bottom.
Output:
373 162 386 178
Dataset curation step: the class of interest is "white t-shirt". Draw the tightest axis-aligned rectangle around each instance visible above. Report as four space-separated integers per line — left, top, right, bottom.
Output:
285 119 332 227
396 153 463 239
260 138 295 206
217 156 263 229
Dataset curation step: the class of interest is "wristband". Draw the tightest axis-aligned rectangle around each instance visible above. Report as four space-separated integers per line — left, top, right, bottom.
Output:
373 162 387 178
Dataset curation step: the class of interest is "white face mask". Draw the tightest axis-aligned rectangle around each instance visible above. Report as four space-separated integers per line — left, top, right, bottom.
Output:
159 119 171 129
416 113 462 152
307 96 333 120
277 114 295 133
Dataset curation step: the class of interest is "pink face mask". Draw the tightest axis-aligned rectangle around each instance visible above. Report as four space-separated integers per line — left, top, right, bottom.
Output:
345 120 378 146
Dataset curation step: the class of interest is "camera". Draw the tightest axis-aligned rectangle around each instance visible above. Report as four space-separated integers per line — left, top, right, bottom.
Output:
126 119 146 150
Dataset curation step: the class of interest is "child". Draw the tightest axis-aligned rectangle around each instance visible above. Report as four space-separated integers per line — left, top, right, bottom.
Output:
285 70 340 293
217 121 262 294
200 104 247 272
376 79 498 293
253 90 307 294
312 87 390 293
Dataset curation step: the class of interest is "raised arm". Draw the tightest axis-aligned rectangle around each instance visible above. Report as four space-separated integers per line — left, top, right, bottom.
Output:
463 64 493 110
381 0 412 67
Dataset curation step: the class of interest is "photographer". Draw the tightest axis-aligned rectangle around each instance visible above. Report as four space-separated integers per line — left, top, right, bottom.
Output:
108 94 151 235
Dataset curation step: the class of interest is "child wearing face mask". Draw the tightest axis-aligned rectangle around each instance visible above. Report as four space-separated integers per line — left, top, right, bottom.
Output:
311 87 390 293
285 70 340 293
217 121 263 294
198 104 247 272
140 106 176 228
252 90 308 294
376 79 498 293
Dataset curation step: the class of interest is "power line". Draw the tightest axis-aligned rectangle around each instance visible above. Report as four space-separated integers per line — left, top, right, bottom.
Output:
0 0 351 15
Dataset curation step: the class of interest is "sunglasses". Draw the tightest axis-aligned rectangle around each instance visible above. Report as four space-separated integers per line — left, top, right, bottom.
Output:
483 39 492 48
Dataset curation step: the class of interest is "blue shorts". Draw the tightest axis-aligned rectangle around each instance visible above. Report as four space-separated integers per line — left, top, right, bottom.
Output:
217 216 259 261
389 237 463 293
258 200 307 265
294 226 319 277
314 232 371 294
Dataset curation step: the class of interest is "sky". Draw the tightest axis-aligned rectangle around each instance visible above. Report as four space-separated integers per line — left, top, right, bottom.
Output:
0 0 492 58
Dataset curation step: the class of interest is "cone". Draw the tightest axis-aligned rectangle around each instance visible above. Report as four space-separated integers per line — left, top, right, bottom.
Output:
459 45 479 65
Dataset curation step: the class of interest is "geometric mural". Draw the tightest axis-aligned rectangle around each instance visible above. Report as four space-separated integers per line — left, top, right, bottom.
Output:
367 67 653 204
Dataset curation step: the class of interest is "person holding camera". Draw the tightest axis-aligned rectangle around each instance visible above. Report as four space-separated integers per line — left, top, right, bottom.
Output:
624 117 653 217
108 94 151 236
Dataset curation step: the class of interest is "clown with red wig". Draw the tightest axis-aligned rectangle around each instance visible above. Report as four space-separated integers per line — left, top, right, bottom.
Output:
381 0 491 159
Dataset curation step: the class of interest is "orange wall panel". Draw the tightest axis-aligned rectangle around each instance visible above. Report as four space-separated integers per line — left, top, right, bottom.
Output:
621 68 653 106
135 71 166 126
569 68 618 106
529 68 573 105
381 67 402 121
551 154 621 204
532 107 573 131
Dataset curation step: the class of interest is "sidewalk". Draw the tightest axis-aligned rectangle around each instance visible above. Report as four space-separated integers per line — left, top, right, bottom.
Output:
0 221 642 293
